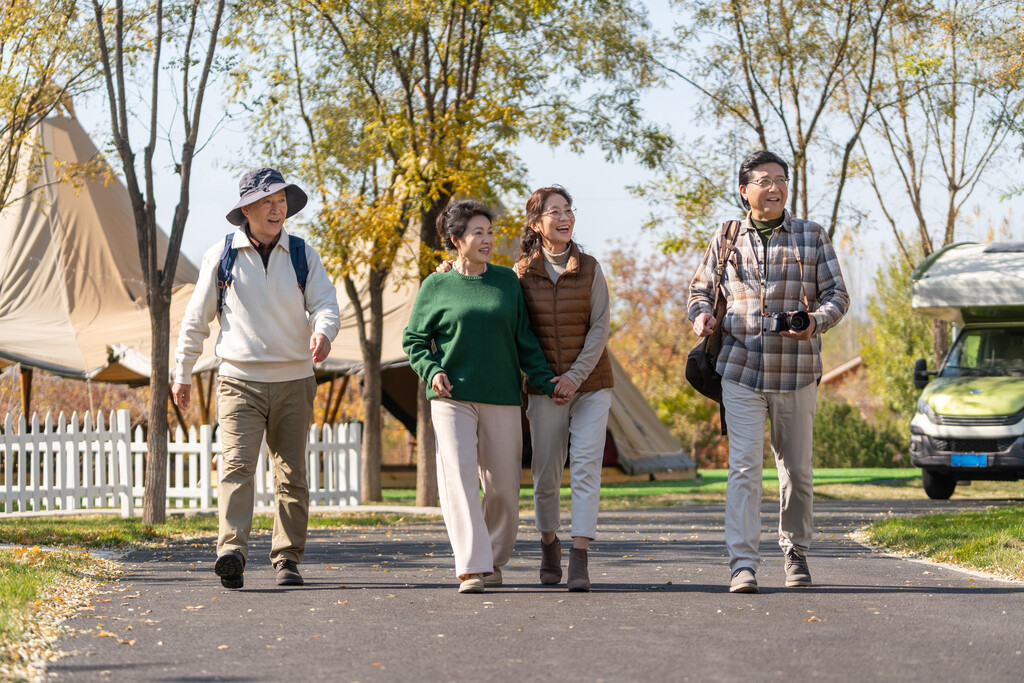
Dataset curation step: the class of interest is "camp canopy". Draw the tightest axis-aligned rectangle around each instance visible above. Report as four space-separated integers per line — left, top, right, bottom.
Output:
0 115 205 384
911 242 1024 323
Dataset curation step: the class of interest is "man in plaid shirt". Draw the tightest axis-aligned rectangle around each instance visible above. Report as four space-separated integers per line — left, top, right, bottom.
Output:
688 150 849 594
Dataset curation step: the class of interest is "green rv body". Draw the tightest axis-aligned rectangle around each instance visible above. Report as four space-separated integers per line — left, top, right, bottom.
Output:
910 242 1024 499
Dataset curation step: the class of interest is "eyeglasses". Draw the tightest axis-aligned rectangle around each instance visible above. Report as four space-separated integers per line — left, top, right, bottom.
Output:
540 207 577 220
746 177 788 189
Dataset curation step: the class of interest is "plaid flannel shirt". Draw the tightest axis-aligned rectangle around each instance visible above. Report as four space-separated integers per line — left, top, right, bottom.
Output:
687 211 850 393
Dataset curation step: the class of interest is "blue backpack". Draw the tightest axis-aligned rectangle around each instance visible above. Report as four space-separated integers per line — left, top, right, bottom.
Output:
216 233 309 315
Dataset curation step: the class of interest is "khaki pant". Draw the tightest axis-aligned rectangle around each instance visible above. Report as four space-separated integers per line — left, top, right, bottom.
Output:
216 375 316 566
431 399 522 579
527 389 611 540
721 378 817 572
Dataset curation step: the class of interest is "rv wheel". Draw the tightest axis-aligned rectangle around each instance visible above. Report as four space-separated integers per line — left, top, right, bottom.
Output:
922 469 956 500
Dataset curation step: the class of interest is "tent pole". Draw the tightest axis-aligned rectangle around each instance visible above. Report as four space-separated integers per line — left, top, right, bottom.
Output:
169 395 187 432
195 371 209 424
19 366 33 417
322 377 336 428
328 375 349 425
204 370 215 423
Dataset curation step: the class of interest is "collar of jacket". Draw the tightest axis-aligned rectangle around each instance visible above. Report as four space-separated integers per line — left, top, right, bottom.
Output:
523 240 581 277
739 209 793 236
233 225 290 251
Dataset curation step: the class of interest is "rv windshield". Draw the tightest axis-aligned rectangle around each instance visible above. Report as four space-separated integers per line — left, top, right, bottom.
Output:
941 327 1024 378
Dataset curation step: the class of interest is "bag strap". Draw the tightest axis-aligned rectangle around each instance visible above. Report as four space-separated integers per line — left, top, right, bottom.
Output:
711 220 741 312
216 233 237 316
217 233 308 317
289 235 308 293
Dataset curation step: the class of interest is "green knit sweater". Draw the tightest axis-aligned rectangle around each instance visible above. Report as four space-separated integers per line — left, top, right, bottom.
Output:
402 265 556 405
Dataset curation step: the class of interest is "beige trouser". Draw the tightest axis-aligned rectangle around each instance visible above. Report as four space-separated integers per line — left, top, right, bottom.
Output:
721 378 817 572
431 398 523 579
527 389 611 540
216 375 316 566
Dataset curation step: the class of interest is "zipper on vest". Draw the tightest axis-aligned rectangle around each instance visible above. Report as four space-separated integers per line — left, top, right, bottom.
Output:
552 281 563 373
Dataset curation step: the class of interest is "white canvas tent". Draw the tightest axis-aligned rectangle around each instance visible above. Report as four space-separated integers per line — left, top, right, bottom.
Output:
912 242 1024 323
321 234 695 476
0 114 207 384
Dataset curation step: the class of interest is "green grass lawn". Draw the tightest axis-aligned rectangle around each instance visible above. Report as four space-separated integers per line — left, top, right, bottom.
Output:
373 467 1024 507
0 546 121 680
0 511 425 550
861 505 1024 581
373 467 932 508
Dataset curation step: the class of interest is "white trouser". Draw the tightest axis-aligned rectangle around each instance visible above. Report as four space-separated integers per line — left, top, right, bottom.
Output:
721 378 817 572
527 389 612 540
431 399 522 579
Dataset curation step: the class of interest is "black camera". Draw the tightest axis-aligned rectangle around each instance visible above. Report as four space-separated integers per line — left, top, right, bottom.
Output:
765 310 810 333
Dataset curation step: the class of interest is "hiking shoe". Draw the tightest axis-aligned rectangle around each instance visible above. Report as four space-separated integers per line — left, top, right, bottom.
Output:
274 559 304 586
784 551 812 587
567 548 591 592
484 567 503 586
540 537 562 585
459 575 485 593
730 567 758 593
215 550 245 589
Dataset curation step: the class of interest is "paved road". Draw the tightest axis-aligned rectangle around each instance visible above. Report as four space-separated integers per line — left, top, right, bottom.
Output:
49 499 1024 682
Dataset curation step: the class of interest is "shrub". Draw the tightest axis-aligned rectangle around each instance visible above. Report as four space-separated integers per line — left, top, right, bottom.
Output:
812 396 906 468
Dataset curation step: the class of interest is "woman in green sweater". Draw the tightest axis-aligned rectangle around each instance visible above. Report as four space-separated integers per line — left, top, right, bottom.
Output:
402 199 558 594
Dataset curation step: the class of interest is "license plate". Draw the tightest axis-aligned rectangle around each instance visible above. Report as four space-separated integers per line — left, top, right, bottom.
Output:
952 453 988 467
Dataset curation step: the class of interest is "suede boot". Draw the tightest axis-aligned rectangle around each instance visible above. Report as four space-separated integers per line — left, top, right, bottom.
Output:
539 537 562 585
567 547 590 592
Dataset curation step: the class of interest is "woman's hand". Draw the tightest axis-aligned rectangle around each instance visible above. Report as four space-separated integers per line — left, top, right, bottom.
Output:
550 376 578 405
431 371 453 398
436 259 455 273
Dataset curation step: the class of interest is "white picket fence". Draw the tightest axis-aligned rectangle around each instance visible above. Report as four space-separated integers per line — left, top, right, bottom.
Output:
0 409 362 517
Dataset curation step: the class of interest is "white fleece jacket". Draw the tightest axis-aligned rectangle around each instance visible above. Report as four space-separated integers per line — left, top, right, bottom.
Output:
173 227 341 384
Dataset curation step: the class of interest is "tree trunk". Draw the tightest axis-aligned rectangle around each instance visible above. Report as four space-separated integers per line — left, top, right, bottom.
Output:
415 382 438 507
360 352 383 502
142 288 171 524
932 319 949 370
358 270 386 502
414 201 446 505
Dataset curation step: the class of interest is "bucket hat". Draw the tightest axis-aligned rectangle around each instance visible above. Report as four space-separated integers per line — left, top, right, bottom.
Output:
226 167 308 226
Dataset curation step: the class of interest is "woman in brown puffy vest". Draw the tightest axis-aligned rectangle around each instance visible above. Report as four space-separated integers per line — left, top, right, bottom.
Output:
515 185 614 592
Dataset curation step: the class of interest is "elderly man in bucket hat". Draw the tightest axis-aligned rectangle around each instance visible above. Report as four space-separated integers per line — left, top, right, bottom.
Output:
172 168 340 589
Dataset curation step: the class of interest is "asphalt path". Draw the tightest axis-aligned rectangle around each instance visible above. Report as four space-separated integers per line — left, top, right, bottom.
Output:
48 499 1024 682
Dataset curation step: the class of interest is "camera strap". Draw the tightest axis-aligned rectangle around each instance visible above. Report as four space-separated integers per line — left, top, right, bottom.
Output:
760 228 810 317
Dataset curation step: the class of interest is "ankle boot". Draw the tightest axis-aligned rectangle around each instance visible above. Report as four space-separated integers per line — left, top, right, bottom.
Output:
539 537 562 585
567 547 590 592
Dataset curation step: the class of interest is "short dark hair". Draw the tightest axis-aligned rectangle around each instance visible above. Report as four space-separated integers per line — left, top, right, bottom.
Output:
738 150 789 210
435 199 493 251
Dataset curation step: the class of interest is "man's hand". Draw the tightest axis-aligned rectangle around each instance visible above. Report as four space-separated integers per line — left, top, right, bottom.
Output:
311 333 331 362
780 312 816 341
693 312 716 337
550 376 577 405
171 382 191 410
431 371 453 398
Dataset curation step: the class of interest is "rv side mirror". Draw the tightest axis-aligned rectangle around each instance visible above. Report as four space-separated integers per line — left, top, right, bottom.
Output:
913 358 932 390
